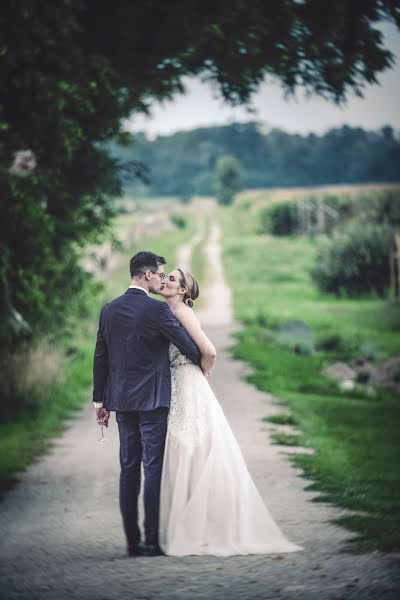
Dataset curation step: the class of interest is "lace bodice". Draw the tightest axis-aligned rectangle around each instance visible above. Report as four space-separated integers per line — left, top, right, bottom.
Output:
168 343 193 368
168 343 207 452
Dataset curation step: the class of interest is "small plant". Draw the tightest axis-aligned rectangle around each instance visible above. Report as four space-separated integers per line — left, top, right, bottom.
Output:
258 202 300 236
254 312 278 328
271 431 304 446
316 333 344 352
316 333 358 358
170 213 187 229
298 380 339 395
382 360 400 383
264 414 298 426
391 364 400 383
355 370 370 384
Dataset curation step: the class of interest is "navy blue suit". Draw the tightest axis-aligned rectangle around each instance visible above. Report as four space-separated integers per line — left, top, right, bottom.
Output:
93 288 201 547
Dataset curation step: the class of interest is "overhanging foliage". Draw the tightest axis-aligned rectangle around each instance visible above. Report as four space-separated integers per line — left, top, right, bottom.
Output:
1 0 399 343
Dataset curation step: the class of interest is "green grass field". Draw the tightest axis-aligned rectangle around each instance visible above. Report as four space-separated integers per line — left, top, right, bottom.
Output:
219 193 400 552
2 188 399 553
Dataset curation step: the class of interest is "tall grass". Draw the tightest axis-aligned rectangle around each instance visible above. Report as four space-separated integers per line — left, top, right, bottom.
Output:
0 338 93 494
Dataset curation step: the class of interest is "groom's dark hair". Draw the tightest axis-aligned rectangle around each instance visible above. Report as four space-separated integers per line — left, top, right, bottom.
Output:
130 251 166 278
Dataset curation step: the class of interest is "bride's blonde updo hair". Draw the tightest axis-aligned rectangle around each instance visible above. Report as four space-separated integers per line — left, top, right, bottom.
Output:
177 268 199 308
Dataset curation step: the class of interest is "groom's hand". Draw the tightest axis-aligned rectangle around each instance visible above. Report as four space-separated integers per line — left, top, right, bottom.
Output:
96 407 110 427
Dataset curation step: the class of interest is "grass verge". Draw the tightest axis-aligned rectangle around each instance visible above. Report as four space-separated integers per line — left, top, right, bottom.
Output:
264 414 298 426
190 207 212 307
0 341 93 495
220 198 400 552
270 431 305 446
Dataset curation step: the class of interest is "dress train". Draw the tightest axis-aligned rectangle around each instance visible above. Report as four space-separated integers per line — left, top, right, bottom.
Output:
159 346 302 556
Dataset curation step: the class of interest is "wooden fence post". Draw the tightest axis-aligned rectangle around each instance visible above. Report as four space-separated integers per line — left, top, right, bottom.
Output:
298 197 338 237
317 197 325 233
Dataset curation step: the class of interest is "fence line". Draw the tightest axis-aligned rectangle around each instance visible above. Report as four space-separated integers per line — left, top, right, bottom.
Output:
298 197 339 236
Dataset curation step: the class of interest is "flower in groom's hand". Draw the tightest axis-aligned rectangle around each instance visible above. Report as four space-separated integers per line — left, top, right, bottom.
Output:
96 407 110 427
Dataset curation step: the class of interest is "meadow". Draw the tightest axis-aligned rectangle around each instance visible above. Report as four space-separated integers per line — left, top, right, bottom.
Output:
219 185 400 552
2 185 399 554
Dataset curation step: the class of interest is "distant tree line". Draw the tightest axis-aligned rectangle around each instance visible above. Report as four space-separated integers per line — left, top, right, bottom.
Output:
115 123 400 197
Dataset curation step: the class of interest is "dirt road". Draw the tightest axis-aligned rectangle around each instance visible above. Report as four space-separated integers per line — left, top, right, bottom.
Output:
0 222 398 600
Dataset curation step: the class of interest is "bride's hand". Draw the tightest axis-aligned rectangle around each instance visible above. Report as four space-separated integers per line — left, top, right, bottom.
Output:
201 354 215 378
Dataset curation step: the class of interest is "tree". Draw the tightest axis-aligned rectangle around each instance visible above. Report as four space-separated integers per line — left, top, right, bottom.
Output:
214 155 242 205
122 123 400 196
310 221 391 297
1 0 399 344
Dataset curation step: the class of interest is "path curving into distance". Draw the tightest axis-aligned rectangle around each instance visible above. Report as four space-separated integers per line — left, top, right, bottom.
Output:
0 214 399 600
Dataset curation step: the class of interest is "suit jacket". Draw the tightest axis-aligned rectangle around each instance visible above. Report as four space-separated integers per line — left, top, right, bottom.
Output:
92 288 201 411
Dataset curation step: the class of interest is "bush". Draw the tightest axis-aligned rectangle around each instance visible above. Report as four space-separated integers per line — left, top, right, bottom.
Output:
310 220 391 297
258 202 300 236
326 189 400 230
170 213 187 229
321 193 341 212
356 370 370 384
360 189 400 226
316 333 358 358
214 155 242 206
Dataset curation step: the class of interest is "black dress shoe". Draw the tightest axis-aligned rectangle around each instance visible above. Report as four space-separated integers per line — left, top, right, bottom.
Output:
127 544 141 557
137 541 164 556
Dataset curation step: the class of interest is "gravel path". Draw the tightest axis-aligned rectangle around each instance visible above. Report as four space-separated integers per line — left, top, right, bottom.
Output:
0 223 399 600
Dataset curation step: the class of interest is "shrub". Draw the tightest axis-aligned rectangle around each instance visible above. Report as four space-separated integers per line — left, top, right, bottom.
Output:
329 189 400 229
271 431 304 446
359 189 400 226
356 370 370 384
316 333 345 352
316 333 358 358
264 413 298 426
258 202 300 236
310 220 391 297
214 155 242 206
321 193 341 212
170 213 187 229
390 363 400 383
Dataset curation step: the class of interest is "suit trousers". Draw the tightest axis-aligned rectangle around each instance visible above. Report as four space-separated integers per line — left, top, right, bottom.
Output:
116 408 168 547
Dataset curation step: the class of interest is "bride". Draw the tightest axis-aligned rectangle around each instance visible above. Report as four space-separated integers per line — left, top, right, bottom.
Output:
158 268 302 556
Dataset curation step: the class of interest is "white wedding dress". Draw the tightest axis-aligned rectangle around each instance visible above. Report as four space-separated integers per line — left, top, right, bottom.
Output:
159 344 302 556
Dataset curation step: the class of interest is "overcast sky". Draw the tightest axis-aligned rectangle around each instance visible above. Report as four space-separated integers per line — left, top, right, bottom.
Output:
125 22 400 138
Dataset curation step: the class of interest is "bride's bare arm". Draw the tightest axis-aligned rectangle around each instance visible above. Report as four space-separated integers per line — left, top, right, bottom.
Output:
174 304 216 376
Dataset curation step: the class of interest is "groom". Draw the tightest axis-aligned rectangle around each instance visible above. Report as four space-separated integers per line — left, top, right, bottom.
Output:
93 251 201 556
